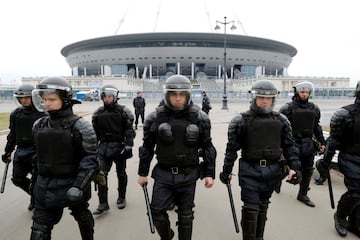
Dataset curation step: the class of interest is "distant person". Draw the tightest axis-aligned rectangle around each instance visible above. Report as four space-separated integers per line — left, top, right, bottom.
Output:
137 75 216 239
279 81 325 206
133 91 146 129
219 80 301 240
201 90 212 115
317 80 360 237
2 84 46 211
30 77 99 240
92 85 135 214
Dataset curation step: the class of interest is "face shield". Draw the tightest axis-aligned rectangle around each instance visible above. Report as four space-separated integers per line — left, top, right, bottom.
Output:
32 89 60 112
163 87 192 111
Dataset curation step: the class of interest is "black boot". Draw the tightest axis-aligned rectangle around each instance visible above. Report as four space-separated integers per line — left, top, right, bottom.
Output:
30 222 52 240
334 212 348 236
117 173 127 209
28 196 35 211
73 209 95 240
241 208 258 240
153 213 175 240
93 183 109 215
256 203 268 240
297 171 315 207
176 206 194 240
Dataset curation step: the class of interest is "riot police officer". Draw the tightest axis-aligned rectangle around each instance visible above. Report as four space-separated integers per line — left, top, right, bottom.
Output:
219 80 301 240
279 81 326 207
2 84 46 210
318 80 360 237
133 91 146 129
30 77 99 240
137 75 216 240
92 84 135 214
201 90 211 115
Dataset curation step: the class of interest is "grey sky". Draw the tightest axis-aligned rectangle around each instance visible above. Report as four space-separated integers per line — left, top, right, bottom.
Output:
1 0 359 85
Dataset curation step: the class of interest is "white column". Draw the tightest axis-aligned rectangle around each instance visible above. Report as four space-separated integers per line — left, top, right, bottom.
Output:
149 64 153 79
177 62 180 74
84 67 87 76
191 62 195 79
136 66 139 79
218 64 222 79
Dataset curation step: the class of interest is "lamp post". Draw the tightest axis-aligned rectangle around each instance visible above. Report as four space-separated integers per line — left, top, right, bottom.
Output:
215 16 236 110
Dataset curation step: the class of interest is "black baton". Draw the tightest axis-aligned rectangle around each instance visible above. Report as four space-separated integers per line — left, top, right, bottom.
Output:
226 182 240 233
327 170 335 209
1 162 10 194
142 184 155 233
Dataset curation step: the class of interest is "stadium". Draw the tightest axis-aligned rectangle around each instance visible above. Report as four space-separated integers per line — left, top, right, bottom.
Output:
60 32 296 80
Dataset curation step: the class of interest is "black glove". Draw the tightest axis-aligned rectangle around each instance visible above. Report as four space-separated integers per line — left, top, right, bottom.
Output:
219 172 230 185
121 145 133 159
66 187 83 203
286 171 302 185
315 159 330 178
2 152 11 163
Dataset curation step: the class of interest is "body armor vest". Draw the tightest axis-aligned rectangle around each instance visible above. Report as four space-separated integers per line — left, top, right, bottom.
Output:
36 116 80 178
342 104 360 154
242 112 282 161
155 106 200 167
96 107 124 142
15 109 38 146
289 102 315 138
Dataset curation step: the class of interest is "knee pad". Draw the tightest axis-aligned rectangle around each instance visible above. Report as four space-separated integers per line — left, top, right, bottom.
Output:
243 202 260 211
176 206 194 226
152 210 169 223
72 208 94 225
30 222 52 240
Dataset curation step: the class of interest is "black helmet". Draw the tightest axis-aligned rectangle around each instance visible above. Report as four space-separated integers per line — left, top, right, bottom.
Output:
32 77 78 112
163 75 192 110
249 79 279 114
100 84 119 102
13 84 34 106
293 81 314 97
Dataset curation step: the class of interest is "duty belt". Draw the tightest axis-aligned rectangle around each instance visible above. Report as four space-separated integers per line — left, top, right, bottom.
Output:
158 165 195 175
251 159 278 167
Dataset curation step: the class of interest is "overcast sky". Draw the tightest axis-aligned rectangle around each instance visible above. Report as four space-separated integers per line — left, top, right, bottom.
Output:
1 0 359 86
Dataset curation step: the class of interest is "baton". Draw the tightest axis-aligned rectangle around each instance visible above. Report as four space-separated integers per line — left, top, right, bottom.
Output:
327 170 335 209
1 162 10 193
226 182 240 233
142 184 155 233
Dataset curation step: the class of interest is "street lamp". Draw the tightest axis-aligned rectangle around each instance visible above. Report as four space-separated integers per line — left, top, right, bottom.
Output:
215 16 236 110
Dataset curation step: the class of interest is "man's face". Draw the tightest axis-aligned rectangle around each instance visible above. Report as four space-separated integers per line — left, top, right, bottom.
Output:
298 90 310 101
102 95 115 104
42 92 62 111
168 91 187 110
19 96 32 107
255 96 273 109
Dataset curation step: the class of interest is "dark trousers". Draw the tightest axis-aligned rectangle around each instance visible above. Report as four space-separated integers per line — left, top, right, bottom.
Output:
135 110 144 126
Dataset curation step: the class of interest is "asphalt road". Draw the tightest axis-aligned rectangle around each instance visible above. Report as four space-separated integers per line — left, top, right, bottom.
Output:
0 98 358 239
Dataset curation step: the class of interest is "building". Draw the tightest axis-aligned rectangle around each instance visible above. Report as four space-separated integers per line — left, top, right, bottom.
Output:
60 32 296 80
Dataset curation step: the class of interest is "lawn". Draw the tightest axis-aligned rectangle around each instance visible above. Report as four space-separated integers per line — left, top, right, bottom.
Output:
0 112 89 131
0 113 10 131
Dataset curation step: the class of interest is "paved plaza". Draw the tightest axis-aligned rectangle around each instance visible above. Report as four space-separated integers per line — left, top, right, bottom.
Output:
0 98 358 239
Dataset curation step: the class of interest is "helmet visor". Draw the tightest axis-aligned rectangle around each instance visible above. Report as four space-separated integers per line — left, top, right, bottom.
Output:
32 89 59 112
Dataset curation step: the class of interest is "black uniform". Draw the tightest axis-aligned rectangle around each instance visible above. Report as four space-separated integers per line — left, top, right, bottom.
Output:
133 93 146 129
220 79 301 240
322 95 360 237
138 102 216 239
201 92 211 115
280 98 325 206
92 102 135 212
31 107 99 240
3 105 45 207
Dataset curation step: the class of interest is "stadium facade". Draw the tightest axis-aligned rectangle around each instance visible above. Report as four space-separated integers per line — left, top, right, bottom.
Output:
60 32 297 80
